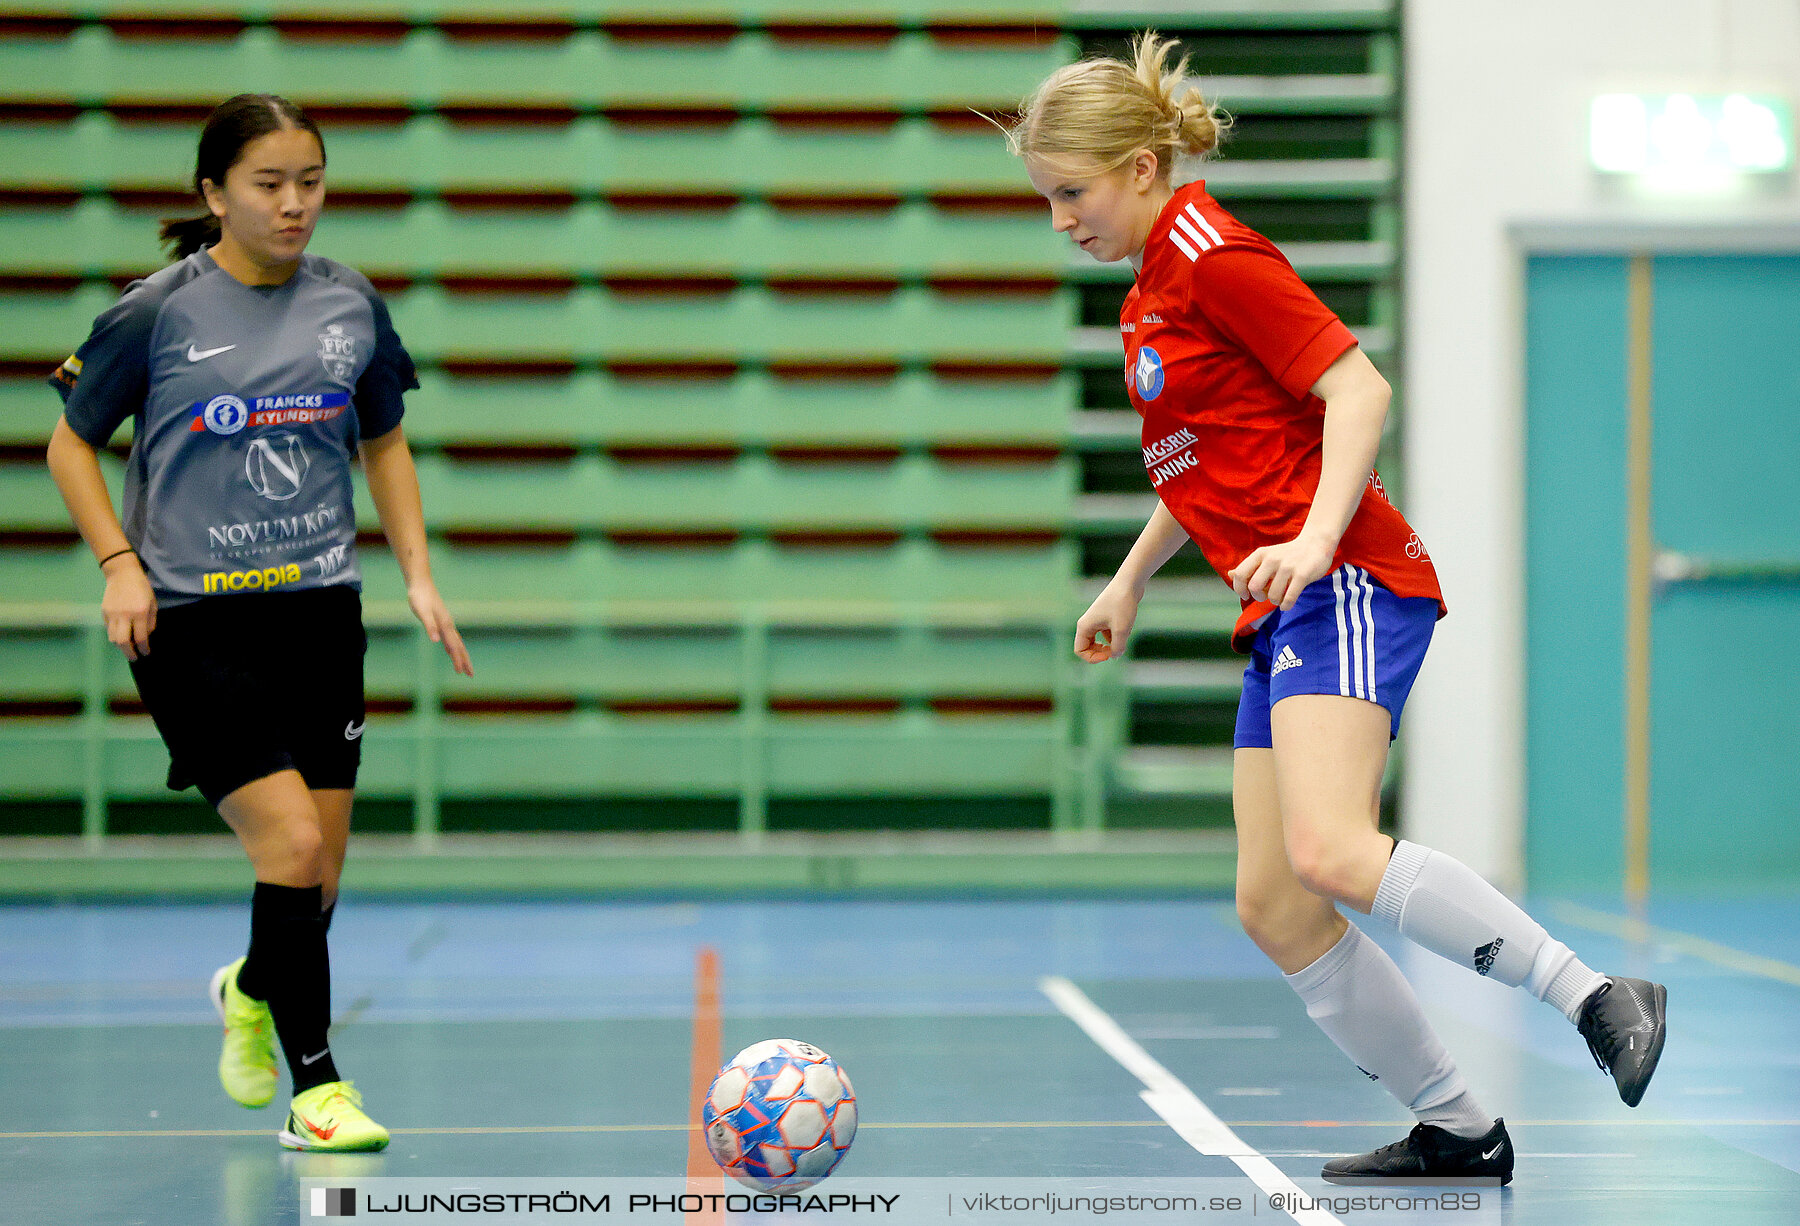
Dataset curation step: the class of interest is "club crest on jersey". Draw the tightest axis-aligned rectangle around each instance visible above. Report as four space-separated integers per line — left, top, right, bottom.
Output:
1134 346 1165 400
200 394 250 435
245 432 310 501
317 323 356 382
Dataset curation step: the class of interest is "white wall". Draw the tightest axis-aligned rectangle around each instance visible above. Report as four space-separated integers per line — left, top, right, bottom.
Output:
1402 0 1800 893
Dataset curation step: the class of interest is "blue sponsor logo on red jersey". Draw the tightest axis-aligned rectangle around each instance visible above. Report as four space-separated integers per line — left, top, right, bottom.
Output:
1134 346 1165 400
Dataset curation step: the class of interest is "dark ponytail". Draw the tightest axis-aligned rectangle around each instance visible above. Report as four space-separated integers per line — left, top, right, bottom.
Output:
159 94 325 260
158 214 220 258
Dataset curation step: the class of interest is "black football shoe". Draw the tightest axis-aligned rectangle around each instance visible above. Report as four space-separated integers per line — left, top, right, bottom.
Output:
1577 976 1667 1107
1321 1118 1513 1186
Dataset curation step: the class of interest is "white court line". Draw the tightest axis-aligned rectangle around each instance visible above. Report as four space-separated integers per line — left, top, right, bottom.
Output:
1040 976 1344 1226
1260 1150 1633 1159
1551 901 1800 988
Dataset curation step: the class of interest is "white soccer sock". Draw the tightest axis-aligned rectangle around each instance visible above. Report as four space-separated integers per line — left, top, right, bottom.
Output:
1373 840 1609 1021
1285 922 1494 1138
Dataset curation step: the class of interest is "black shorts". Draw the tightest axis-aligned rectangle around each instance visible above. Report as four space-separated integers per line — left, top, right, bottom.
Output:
128 585 367 807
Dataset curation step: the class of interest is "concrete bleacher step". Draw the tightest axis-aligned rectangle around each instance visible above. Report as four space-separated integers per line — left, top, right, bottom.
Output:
1067 321 1392 363
1126 658 1245 702
1067 239 1396 283
1111 746 1235 798
1075 575 1241 628
1063 1 1394 31
1071 492 1159 534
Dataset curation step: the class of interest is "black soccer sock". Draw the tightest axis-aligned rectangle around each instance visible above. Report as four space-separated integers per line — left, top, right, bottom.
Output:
236 882 280 1003
245 882 341 1093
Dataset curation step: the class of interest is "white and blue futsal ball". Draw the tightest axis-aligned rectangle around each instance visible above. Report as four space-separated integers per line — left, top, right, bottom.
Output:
702 1039 857 1191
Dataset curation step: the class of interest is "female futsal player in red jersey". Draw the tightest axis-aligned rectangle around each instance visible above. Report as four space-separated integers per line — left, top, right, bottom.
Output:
1007 34 1667 1184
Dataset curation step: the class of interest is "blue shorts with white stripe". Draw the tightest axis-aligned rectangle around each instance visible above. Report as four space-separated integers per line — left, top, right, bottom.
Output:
1232 564 1439 748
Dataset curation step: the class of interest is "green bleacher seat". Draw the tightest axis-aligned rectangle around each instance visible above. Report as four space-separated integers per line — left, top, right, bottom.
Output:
0 114 1034 196
0 28 1072 113
0 586 1075 810
0 453 1073 536
0 282 1071 365
0 538 1075 608
0 711 1069 802
1 0 1402 843
1 370 1073 448
10 2 1067 24
0 600 1067 706
0 199 1065 281
0 27 1395 118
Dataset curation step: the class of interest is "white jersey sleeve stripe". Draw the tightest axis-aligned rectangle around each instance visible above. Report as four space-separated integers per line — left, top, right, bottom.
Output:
1172 212 1214 254
1184 203 1225 247
1167 227 1200 262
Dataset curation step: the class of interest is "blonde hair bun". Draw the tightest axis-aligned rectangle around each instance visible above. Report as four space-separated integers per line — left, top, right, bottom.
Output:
1007 30 1230 177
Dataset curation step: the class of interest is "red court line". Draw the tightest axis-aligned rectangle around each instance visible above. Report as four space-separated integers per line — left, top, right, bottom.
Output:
685 946 724 1226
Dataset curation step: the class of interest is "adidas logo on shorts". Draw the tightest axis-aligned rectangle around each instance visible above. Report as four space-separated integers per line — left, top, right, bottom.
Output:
1271 645 1303 676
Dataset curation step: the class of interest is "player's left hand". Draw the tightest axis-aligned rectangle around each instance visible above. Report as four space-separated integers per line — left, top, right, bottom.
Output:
1229 534 1337 611
408 578 473 676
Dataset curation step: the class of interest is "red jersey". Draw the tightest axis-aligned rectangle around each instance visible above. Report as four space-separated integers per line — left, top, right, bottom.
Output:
1122 182 1444 650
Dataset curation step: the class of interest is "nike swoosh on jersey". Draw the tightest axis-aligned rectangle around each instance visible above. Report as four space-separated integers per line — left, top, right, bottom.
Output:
187 343 237 362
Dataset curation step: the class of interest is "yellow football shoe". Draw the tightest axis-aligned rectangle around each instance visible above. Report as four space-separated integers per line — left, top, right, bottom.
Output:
279 1081 390 1152
210 957 277 1108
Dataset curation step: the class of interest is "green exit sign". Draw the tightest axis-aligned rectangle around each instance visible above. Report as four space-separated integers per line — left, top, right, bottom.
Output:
1590 93 1792 173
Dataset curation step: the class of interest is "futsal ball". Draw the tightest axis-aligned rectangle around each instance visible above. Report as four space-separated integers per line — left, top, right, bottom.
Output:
702 1039 857 1191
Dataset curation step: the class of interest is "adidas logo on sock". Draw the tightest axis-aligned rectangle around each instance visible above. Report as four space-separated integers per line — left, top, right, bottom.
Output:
1473 938 1504 976
1271 645 1303 675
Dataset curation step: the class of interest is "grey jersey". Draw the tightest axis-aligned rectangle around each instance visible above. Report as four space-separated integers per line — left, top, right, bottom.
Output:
51 249 416 604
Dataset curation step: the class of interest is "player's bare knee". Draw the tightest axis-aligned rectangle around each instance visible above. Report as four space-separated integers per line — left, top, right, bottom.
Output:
1235 886 1272 946
267 815 324 882
1236 883 1322 957
1239 904 1303 962
1283 830 1359 904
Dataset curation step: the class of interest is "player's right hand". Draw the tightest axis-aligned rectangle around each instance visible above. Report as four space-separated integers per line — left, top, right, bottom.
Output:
101 554 157 660
1074 583 1140 663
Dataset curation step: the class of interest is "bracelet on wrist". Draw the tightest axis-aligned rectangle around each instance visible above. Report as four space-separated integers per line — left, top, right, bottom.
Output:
97 547 136 570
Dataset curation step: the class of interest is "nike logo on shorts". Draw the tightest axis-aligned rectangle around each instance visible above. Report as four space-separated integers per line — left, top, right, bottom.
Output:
187 343 237 362
301 1050 329 1066
344 720 365 741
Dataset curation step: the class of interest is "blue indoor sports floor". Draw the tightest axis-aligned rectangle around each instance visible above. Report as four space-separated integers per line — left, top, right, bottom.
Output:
3 894 1797 1224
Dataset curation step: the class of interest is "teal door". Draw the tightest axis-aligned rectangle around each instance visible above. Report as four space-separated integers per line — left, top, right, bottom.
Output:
1525 252 1800 894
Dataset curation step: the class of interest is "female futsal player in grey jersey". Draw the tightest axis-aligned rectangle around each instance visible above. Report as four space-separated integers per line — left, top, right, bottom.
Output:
46 94 472 1151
